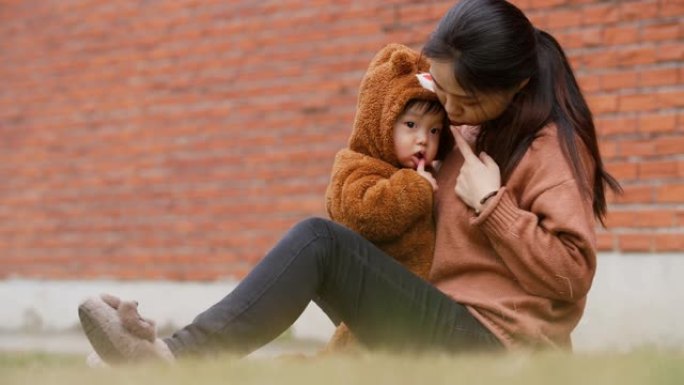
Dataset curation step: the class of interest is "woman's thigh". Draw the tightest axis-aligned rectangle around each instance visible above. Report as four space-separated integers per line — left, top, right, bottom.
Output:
311 218 502 352
166 217 501 355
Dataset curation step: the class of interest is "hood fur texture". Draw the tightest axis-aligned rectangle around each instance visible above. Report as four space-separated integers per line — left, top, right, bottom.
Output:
324 44 446 351
348 43 452 167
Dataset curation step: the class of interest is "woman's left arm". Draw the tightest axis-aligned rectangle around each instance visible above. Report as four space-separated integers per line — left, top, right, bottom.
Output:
472 183 596 303
453 129 596 303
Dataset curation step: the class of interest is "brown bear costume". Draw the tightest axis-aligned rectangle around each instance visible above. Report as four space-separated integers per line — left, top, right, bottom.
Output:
324 43 454 350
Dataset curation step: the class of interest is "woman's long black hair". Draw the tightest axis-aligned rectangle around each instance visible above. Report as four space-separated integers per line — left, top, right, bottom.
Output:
423 0 621 225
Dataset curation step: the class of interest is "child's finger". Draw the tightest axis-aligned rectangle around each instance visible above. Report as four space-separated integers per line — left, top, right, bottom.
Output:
417 158 425 172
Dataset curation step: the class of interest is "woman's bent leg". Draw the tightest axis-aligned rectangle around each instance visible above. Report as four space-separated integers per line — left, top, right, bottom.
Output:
164 218 501 357
165 217 334 356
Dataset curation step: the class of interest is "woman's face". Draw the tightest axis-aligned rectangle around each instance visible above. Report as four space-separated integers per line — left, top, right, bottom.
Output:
429 60 519 126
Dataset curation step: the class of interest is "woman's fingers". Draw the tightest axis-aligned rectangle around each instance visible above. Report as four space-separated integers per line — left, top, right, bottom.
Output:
479 152 499 171
455 149 501 211
452 127 478 163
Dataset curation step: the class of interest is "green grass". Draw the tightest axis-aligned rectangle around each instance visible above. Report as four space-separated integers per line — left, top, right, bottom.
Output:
1 349 683 385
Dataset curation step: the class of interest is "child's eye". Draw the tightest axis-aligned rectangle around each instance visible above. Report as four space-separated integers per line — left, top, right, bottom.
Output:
405 121 415 128
430 127 442 135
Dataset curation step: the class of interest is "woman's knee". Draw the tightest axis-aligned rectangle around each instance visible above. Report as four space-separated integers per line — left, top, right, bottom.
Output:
292 217 335 238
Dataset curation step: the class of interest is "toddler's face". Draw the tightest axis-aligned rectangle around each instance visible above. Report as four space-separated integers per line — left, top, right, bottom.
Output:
392 105 444 169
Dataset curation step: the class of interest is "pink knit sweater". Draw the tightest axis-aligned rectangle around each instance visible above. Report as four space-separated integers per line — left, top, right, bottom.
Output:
430 123 597 349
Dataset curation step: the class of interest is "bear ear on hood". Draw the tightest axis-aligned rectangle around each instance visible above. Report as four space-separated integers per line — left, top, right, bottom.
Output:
389 49 417 76
367 43 420 73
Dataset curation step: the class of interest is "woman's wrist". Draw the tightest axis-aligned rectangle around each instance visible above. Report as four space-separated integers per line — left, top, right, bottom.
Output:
474 189 500 215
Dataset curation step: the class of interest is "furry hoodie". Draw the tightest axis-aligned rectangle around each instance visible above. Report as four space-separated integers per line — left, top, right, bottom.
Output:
326 43 454 279
323 44 454 351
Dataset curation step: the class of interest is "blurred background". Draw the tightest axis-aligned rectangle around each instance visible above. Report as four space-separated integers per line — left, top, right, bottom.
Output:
0 0 682 355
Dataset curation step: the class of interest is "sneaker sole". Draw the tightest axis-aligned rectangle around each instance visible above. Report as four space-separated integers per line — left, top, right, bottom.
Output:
78 303 126 363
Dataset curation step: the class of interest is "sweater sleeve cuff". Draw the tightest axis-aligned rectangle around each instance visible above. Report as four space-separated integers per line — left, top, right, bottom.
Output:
470 187 520 237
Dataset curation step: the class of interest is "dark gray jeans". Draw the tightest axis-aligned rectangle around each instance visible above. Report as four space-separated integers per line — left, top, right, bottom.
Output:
164 217 502 357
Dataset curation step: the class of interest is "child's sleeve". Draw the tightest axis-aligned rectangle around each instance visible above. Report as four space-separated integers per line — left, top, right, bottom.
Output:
326 151 434 243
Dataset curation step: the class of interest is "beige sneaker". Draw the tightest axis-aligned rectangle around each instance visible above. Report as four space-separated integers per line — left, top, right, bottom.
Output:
85 351 108 368
78 294 175 364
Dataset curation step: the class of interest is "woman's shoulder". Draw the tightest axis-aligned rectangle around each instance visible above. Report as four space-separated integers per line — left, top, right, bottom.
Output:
528 123 561 153
509 123 588 193
520 123 563 166
528 123 590 161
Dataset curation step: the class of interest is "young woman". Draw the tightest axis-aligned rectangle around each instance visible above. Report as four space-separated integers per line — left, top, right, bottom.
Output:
78 0 621 363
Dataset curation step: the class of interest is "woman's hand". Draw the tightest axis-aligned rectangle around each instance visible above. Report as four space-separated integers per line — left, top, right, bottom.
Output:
453 124 480 147
416 159 438 191
453 128 501 213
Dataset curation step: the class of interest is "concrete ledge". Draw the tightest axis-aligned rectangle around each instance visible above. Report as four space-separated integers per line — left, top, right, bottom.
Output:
1 252 682 353
573 252 684 352
0 279 335 343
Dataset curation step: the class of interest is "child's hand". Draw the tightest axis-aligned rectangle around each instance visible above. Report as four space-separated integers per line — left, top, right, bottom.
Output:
417 159 438 191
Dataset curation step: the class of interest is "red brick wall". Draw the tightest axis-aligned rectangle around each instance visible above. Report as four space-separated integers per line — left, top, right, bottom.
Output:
1 1 682 280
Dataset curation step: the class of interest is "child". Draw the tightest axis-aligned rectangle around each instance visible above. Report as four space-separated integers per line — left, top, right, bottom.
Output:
324 43 454 350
